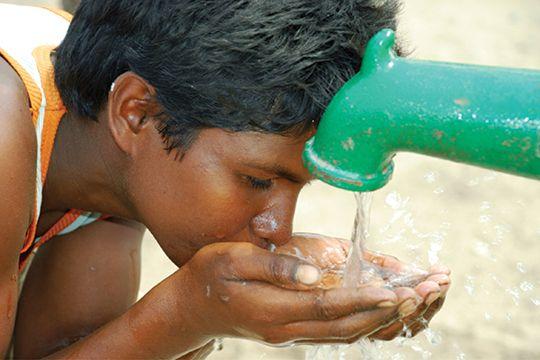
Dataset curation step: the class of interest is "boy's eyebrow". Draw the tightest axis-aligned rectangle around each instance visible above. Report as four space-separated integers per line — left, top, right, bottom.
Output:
244 162 313 184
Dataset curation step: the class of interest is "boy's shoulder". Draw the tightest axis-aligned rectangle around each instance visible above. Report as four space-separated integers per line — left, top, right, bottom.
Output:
0 56 36 152
0 56 37 250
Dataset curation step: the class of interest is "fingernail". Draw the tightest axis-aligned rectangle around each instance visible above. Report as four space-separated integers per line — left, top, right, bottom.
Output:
377 300 397 308
296 265 321 285
430 274 450 285
399 299 417 317
426 292 440 306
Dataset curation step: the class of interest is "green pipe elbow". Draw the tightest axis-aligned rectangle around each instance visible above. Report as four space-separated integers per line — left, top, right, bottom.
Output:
303 29 540 191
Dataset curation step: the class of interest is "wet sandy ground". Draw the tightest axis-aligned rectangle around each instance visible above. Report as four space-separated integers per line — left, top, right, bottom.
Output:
3 0 539 358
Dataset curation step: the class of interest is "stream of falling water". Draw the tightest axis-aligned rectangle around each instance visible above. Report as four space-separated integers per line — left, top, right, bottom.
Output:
306 192 375 360
344 192 375 287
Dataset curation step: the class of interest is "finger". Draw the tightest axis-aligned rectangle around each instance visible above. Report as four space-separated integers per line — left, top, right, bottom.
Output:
367 288 421 340
223 243 322 289
229 281 398 322
429 264 451 275
368 321 404 341
394 287 420 314
414 280 441 306
371 277 449 341
377 293 447 340
425 273 451 297
280 306 399 342
363 251 404 273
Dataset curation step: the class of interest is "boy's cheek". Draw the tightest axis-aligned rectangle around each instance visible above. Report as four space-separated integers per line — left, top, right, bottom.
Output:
147 192 258 265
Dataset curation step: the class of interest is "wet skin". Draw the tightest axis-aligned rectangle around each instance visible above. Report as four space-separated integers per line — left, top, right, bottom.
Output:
0 58 450 359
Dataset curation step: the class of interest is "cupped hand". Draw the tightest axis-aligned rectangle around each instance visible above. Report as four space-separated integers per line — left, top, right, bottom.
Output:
175 241 406 346
275 234 451 342
366 255 451 340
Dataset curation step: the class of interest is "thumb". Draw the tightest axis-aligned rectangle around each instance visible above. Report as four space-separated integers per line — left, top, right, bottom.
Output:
228 244 322 289
294 262 322 287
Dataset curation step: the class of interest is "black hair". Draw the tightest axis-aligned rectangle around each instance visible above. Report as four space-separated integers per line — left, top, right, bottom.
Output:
55 0 401 151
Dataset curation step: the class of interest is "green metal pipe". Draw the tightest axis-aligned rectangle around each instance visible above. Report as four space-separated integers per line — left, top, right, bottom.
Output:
303 29 540 191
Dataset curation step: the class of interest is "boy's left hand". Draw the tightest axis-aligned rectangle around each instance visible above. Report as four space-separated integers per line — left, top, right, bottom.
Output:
363 251 450 340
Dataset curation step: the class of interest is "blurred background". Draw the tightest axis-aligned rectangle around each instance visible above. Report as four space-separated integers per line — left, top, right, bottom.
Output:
2 0 539 358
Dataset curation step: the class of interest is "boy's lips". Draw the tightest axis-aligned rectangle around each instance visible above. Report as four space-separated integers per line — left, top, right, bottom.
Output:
209 235 271 251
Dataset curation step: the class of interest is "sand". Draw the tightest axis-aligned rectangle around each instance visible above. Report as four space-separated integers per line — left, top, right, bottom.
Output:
2 0 539 358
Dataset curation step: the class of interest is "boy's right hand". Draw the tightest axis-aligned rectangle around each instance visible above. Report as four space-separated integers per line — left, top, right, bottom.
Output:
171 242 407 346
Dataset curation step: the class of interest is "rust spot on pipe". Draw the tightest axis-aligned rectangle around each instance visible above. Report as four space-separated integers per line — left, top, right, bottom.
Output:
454 98 470 106
341 137 355 151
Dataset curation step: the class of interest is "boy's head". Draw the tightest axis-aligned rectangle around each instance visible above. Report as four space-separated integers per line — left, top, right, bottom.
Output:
54 0 400 265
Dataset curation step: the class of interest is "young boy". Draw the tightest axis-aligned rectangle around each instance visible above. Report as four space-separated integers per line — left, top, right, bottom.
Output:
0 1 450 358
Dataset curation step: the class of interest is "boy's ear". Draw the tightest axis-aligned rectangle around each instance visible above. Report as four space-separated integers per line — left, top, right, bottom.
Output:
107 71 159 156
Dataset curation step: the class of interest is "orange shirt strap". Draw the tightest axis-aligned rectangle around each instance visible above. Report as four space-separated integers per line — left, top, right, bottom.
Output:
39 6 74 22
32 45 66 181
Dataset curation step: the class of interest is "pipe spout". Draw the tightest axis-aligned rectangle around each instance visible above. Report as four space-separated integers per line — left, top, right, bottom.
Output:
303 29 540 191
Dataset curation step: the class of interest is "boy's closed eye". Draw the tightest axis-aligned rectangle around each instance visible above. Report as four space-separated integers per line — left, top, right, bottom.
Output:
244 175 274 190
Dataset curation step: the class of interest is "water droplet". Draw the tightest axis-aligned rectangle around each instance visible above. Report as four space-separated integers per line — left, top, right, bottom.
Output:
89 266 96 272
505 287 520 305
219 295 230 303
268 243 276 252
428 241 443 265
441 222 452 229
464 275 475 296
488 273 504 287
484 312 492 321
474 241 491 258
479 201 491 211
385 191 405 210
424 328 442 345
516 262 526 273
206 285 211 298
424 171 438 183
519 281 533 292
478 215 491 223
530 298 540 306
433 187 444 195
402 322 413 338
213 338 224 351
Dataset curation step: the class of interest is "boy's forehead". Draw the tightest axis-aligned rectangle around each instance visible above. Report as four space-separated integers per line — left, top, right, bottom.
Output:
200 128 312 153
196 129 313 180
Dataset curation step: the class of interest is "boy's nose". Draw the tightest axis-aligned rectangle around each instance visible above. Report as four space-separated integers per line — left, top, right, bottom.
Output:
251 200 296 247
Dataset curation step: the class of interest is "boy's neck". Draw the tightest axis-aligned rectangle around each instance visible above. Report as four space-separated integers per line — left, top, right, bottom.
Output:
42 111 136 220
